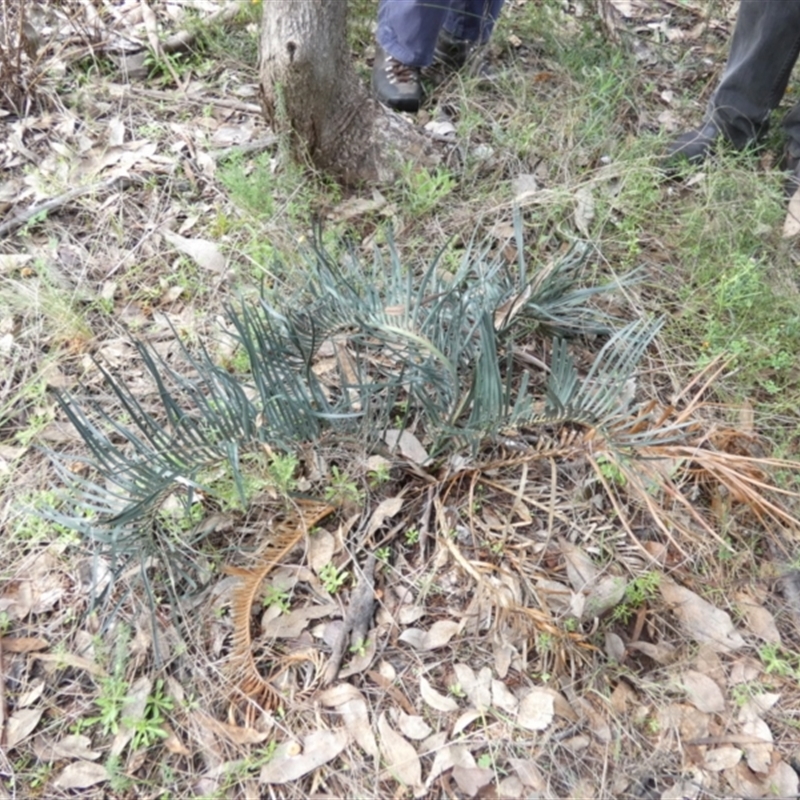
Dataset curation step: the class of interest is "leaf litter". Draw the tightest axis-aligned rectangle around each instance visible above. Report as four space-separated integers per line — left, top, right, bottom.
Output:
3 0 800 798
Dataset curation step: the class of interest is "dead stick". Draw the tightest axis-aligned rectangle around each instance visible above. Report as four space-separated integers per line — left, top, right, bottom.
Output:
0 174 148 239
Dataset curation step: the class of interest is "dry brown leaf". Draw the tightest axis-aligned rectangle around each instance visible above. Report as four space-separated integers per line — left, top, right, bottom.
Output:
735 593 782 644
682 670 726 714
453 765 494 798
508 758 547 790
605 631 626 662
783 185 800 238
517 688 554 731
384 429 429 465
730 656 762 685
559 540 598 590
191 711 270 746
5 707 43 748
453 709 482 736
695 645 726 686
658 703 710 741
574 186 595 237
747 693 781 715
725 760 769 797
661 775 702 800
395 711 432 740
703 746 742 772
34 733 101 762
397 604 426 625
33 651 107 677
262 603 336 639
628 640 677 664
52 760 109 790
498 775 527 798
740 718 773 774
162 230 226 273
452 664 491 711
17 680 45 709
259 730 349 784
399 619 461 651
609 681 638 714
307 529 335 574
327 190 388 222
491 679 518 714
163 727 191 756
366 495 404 537
768 759 800 797
494 284 532 330
421 732 451 788
319 684 378 758
378 712 423 795
660 579 745 652
420 676 459 713
583 575 627 619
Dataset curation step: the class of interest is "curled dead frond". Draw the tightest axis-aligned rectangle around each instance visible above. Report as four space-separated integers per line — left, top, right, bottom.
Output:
225 502 334 711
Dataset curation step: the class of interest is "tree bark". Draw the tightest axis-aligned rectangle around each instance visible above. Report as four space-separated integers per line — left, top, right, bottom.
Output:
259 0 435 185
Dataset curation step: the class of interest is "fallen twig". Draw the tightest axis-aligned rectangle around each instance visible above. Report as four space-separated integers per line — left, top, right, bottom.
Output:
0 174 147 239
323 554 377 685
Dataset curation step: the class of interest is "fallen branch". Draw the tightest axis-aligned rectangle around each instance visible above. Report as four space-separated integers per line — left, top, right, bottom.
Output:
0 174 147 239
323 554 377 685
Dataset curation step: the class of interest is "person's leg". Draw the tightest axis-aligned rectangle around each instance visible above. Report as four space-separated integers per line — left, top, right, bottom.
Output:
783 103 800 163
442 0 505 44
709 0 800 148
377 0 451 66
374 0 453 111
435 0 504 74
667 0 800 163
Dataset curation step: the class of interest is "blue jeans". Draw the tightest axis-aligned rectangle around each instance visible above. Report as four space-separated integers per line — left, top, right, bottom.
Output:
377 0 505 67
707 0 800 156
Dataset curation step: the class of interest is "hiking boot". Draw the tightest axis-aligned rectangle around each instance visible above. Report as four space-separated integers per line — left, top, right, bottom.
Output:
434 29 495 80
663 121 721 168
372 43 423 113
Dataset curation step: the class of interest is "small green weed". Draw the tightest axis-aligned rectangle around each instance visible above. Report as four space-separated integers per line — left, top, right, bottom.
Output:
758 643 800 679
367 461 391 487
404 527 420 546
401 166 456 217
324 466 364 506
319 562 349 594
261 584 291 613
89 673 130 736
266 452 299 496
595 454 627 487
611 571 660 624
129 679 174 750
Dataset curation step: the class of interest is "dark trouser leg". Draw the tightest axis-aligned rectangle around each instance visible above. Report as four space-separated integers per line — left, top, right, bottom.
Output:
783 102 800 161
442 0 505 44
377 0 452 66
708 0 800 148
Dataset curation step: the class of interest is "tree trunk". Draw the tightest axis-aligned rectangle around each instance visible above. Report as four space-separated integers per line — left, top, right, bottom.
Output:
259 0 435 185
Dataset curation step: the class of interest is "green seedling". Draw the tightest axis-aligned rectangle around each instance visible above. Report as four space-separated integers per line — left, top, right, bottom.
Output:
324 466 364 506
319 562 349 594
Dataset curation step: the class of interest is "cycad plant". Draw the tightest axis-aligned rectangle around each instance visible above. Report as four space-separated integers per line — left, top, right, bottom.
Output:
45 222 800 678
47 223 636 586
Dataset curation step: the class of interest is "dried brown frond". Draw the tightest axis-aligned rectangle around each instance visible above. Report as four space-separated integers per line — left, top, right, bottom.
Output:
225 501 334 713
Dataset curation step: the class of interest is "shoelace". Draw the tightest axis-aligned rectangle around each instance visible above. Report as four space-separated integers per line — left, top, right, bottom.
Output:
385 56 418 84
